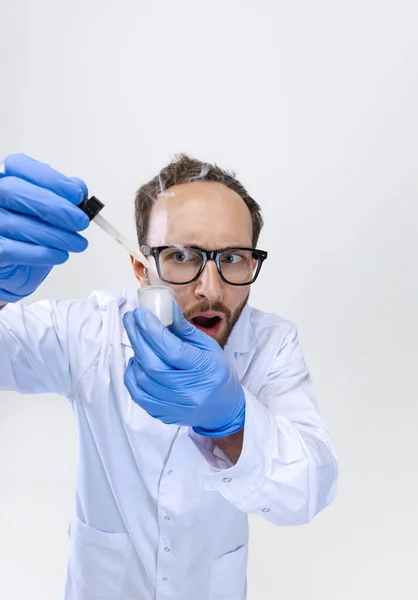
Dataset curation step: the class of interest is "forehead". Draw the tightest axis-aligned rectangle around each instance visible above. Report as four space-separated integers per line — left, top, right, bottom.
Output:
147 181 253 248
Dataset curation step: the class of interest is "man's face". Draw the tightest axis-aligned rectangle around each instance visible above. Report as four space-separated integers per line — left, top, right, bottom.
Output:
132 181 253 348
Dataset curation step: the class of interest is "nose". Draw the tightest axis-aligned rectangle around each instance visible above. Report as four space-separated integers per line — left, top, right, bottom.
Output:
194 260 224 303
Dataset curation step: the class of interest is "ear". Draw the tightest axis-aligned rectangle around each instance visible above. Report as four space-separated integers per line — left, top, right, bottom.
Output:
131 255 148 285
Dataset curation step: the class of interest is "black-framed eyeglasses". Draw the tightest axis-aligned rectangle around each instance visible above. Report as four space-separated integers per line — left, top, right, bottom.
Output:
141 246 268 286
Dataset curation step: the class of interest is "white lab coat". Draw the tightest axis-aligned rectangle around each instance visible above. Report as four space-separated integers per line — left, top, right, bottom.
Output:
0 289 338 600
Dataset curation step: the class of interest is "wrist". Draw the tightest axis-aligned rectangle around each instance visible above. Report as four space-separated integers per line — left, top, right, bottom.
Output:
214 428 244 465
193 388 246 438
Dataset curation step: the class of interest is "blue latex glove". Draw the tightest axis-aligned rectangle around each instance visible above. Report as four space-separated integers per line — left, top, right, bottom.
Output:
0 154 90 302
123 302 246 437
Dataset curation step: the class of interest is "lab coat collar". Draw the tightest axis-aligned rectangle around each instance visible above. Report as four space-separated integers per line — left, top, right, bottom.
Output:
120 295 255 355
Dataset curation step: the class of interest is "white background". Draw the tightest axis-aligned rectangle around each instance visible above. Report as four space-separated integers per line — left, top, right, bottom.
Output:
1 0 418 598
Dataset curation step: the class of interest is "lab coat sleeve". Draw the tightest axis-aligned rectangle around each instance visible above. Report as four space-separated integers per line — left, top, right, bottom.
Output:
0 298 102 397
189 326 338 526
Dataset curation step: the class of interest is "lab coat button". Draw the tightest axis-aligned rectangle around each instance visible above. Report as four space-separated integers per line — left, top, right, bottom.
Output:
164 547 170 552
262 508 271 513
164 516 170 521
223 477 232 483
162 577 168 581
167 470 173 475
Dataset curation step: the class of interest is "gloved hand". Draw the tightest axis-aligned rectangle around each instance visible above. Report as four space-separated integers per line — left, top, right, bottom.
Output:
123 302 246 437
0 154 90 302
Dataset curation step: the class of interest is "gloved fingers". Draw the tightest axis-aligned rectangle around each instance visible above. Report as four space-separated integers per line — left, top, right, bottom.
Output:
2 154 87 205
124 359 184 421
124 313 200 402
125 361 159 398
124 362 157 412
0 265 52 302
123 311 173 374
0 263 50 285
126 356 192 407
141 362 202 394
0 237 69 267
0 208 88 254
68 176 88 199
0 177 90 231
168 302 216 350
132 307 201 370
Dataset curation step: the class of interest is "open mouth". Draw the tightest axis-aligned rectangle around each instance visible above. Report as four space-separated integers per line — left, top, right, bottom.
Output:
190 314 224 337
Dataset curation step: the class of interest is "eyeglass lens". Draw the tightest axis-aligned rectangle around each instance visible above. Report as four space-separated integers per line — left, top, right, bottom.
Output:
158 247 259 284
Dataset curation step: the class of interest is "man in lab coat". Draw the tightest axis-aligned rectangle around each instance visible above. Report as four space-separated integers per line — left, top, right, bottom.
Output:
0 153 338 600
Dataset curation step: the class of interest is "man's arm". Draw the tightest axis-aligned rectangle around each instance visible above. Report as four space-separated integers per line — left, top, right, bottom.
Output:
193 326 338 526
0 297 102 397
0 301 7 310
0 300 73 395
214 429 244 465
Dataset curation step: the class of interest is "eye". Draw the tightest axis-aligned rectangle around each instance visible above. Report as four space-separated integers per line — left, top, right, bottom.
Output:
221 252 243 264
171 251 189 262
169 250 200 263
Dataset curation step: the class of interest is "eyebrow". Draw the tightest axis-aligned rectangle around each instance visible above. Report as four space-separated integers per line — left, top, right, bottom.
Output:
164 243 253 251
165 240 252 249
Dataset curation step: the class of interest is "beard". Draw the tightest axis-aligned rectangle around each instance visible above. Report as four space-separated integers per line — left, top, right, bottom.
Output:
182 294 249 349
143 272 249 348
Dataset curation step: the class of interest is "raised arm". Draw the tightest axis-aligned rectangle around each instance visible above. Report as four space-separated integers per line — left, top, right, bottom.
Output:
0 153 95 395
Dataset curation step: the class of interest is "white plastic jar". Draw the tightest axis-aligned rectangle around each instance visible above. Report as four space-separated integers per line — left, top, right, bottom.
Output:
137 286 173 326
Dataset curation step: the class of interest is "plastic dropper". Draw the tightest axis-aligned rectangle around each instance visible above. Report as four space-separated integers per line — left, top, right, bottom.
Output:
78 196 149 268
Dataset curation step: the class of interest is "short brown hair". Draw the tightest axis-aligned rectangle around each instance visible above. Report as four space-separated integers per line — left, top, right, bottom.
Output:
134 153 263 247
